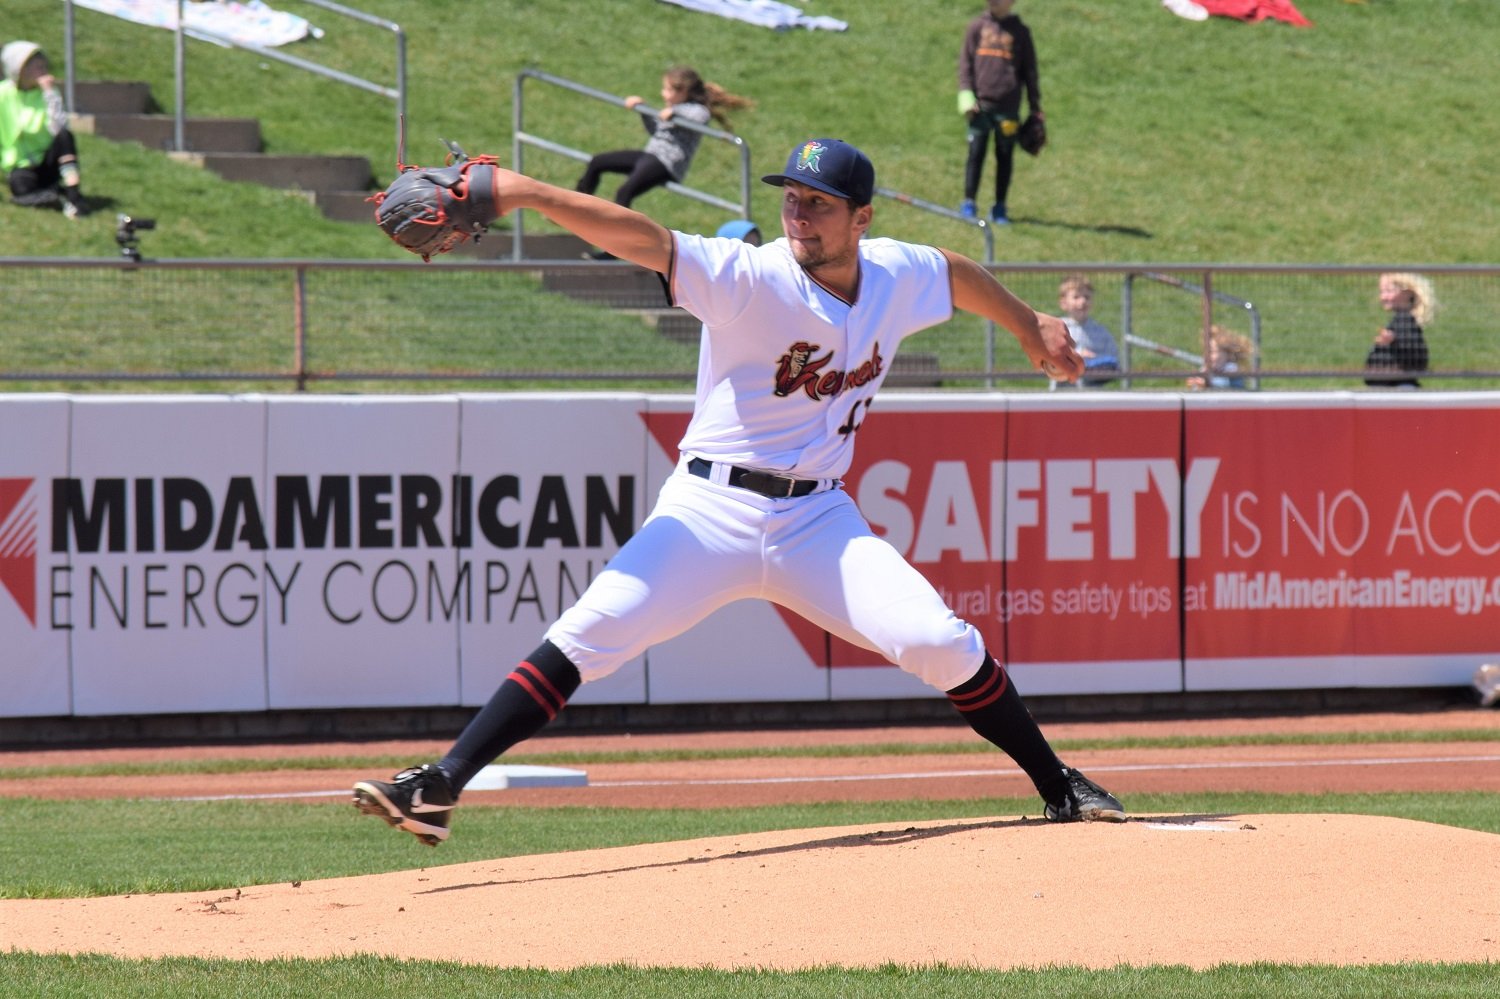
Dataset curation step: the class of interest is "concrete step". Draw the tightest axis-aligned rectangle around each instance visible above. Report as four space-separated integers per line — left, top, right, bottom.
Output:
541 264 668 309
516 232 591 260
170 151 371 193
73 113 262 153
72 80 152 115
315 188 379 223
444 230 592 259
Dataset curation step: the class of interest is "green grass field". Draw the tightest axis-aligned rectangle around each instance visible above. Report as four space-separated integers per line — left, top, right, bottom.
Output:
8 0 1497 264
4 1 1499 389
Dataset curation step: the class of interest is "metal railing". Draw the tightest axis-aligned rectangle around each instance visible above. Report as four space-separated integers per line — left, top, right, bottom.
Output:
511 69 753 261
62 0 406 158
1122 271 1263 390
4 258 1499 391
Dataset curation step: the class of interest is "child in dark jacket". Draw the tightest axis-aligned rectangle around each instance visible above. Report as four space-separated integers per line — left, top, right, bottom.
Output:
956 1 1041 225
1364 272 1434 389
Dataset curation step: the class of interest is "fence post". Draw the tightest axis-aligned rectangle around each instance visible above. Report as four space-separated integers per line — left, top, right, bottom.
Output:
294 266 308 391
174 0 187 151
511 73 525 261
1200 270 1213 374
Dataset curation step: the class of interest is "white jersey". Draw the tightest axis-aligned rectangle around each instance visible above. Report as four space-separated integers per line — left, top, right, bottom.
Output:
668 232 953 480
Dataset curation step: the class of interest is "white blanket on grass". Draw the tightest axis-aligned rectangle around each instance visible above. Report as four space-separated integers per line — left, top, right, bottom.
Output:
70 0 323 49
658 0 847 32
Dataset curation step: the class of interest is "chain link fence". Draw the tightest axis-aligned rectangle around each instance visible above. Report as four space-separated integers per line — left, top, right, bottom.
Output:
3 258 1497 392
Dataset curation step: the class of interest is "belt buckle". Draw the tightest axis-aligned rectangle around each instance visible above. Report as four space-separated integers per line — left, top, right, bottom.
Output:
737 469 793 497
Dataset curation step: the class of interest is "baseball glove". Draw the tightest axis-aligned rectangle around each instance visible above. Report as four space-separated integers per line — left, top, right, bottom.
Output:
372 141 501 261
1017 114 1047 156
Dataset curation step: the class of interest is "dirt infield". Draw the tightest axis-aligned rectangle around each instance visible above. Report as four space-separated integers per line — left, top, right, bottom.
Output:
4 706 1499 969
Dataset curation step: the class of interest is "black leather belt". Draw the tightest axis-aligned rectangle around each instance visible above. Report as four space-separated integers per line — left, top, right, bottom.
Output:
687 457 819 498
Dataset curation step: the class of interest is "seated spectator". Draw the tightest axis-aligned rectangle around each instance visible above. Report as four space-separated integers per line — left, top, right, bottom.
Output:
1055 273 1119 387
1187 324 1254 390
578 65 753 258
1364 272 1433 389
1 41 89 218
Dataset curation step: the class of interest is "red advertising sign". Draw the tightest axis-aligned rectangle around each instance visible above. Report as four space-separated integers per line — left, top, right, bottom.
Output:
1187 402 1500 660
1001 404 1184 666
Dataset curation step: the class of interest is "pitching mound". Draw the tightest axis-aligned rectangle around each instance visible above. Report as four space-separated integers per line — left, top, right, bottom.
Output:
5 813 1498 970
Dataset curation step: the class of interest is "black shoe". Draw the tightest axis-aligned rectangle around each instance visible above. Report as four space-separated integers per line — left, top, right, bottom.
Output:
353 764 455 846
1044 767 1126 823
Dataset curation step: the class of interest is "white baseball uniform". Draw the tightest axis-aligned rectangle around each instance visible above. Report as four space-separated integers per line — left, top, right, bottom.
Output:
544 232 987 691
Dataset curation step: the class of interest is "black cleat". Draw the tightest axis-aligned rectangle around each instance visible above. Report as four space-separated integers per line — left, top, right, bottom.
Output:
353 764 455 846
1044 767 1127 823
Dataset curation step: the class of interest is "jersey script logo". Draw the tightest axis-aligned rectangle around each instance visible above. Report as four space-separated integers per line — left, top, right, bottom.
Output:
774 341 885 401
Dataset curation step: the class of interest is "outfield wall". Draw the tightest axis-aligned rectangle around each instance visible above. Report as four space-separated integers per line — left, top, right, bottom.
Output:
3 392 1497 720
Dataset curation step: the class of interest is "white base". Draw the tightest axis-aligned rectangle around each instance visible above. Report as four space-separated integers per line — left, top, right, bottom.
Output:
465 764 589 790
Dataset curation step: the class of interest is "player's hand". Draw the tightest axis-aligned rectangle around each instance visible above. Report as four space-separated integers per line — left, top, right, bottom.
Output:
1034 312 1084 382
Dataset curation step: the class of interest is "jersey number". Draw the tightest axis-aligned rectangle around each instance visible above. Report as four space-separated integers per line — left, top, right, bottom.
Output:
838 399 873 437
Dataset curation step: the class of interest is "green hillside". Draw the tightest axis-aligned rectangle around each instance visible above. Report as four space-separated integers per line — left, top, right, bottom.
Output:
5 0 1497 264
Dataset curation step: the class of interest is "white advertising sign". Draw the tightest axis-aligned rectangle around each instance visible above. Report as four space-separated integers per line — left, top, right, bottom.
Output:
65 397 269 715
457 394 648 707
0 396 73 717
263 396 462 709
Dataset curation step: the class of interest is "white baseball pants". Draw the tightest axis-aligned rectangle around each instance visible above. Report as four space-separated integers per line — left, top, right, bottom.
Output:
544 465 986 691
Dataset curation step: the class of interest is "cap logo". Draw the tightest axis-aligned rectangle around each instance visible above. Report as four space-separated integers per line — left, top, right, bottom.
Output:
795 141 825 175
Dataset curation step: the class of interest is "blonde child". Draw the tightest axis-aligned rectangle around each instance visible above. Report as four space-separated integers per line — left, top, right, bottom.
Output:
1364 272 1434 389
1187 325 1254 390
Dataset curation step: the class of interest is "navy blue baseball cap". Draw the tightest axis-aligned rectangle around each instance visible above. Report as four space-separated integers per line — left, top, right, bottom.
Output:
761 138 875 205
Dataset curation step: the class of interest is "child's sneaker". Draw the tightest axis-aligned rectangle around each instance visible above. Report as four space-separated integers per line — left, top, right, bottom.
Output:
959 199 977 220
989 204 1009 225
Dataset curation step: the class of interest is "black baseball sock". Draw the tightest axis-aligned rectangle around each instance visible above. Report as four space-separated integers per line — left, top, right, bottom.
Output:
947 654 1069 804
437 640 581 794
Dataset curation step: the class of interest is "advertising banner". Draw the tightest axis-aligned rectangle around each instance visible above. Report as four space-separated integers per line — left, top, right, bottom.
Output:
0 396 72 718
1002 396 1186 694
457 395 649 707
65 397 270 715
5 392 1498 721
641 394 1185 702
1185 394 1500 689
263 397 463 710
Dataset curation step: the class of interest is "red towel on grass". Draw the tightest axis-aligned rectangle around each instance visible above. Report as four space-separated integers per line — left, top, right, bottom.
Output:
1194 0 1312 26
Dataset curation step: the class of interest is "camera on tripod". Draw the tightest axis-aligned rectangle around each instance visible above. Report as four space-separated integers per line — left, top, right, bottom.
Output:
116 214 156 261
